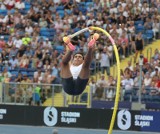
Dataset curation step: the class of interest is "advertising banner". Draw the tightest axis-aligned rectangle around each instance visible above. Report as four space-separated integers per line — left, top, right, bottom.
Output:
0 105 160 133
140 111 160 132
116 109 141 131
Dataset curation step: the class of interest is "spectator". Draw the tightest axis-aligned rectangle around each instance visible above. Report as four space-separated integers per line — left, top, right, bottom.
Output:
0 23 9 35
0 36 6 49
17 45 26 58
121 73 134 94
7 36 14 48
95 83 104 100
39 17 48 28
143 72 152 87
15 0 25 10
24 46 33 58
99 47 111 75
15 73 23 82
25 23 34 36
9 55 19 69
0 2 6 10
89 77 97 97
152 18 160 39
22 33 31 46
9 45 18 58
19 54 29 68
43 60 51 71
51 63 60 84
134 32 144 63
34 69 44 83
150 68 159 78
106 87 115 101
43 38 52 49
4 0 15 10
96 74 107 87
118 32 129 58
1 68 12 82
13 35 23 49
125 60 133 71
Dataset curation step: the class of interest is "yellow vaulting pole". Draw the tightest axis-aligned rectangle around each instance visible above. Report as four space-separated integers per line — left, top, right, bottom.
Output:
89 26 121 134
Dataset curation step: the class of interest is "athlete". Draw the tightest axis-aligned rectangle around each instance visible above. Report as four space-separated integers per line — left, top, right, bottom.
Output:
60 33 99 95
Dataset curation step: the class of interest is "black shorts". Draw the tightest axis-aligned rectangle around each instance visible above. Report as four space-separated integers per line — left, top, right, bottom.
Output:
62 77 89 95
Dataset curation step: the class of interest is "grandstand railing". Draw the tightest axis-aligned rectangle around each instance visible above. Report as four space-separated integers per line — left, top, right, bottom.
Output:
1 82 65 106
1 82 159 107
146 47 152 62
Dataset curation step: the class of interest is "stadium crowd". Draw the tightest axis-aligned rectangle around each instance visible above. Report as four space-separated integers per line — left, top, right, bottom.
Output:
0 0 160 105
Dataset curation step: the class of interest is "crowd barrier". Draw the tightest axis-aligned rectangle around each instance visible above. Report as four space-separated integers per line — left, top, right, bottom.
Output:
0 82 160 109
0 105 160 132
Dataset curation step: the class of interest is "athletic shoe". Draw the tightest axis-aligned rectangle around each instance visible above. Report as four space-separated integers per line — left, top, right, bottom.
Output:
88 33 99 48
63 36 75 51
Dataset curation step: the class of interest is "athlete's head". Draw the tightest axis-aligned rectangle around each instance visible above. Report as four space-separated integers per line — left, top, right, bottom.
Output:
72 52 84 66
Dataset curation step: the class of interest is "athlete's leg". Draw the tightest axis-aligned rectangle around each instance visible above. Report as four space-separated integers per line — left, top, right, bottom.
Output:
60 37 76 95
72 33 99 95
60 37 75 78
79 33 99 79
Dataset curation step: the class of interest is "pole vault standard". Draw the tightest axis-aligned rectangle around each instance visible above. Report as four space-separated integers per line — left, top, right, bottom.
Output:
65 26 121 134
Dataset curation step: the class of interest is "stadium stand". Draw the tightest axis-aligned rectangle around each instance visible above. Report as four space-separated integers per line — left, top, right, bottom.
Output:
0 0 160 109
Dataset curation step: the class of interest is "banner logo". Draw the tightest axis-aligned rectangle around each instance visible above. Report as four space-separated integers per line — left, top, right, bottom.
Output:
0 109 7 120
117 110 131 130
43 107 58 126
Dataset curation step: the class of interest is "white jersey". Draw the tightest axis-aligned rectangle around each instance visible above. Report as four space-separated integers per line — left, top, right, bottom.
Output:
70 64 83 79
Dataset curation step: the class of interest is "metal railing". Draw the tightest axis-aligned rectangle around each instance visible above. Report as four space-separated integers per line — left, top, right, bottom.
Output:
146 47 152 62
1 82 159 107
1 82 64 106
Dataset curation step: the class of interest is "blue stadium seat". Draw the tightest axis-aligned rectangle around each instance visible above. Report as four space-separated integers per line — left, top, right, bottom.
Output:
135 25 145 33
54 46 64 53
25 4 31 10
73 27 81 33
27 68 37 72
21 71 28 76
86 2 94 7
79 2 86 6
48 28 56 33
49 28 56 36
11 71 19 77
10 9 15 14
0 9 7 16
144 94 151 102
40 32 50 37
40 27 49 32
145 30 154 39
57 10 65 18
4 35 9 41
19 68 27 72
132 95 138 102
134 20 144 26
56 6 64 11
151 95 160 103
65 9 72 15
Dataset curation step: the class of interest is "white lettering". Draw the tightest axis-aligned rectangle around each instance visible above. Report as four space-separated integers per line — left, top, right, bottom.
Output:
135 115 153 121
61 117 77 124
0 109 7 114
61 112 80 117
135 121 150 127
